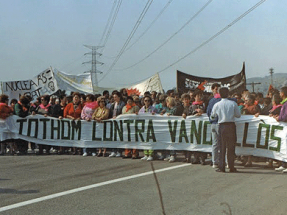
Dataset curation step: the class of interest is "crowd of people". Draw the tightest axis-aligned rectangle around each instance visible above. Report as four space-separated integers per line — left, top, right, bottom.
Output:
1 84 287 173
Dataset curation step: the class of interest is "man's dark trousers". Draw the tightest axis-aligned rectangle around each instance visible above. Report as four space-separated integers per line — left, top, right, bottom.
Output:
218 122 237 171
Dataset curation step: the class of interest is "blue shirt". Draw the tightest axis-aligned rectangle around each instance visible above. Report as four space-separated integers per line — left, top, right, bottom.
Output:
207 97 221 124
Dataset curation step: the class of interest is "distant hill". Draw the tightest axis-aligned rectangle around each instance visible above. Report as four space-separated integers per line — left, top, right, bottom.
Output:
246 73 287 94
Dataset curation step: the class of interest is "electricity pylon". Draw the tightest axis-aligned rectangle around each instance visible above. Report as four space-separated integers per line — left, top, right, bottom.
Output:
83 45 104 93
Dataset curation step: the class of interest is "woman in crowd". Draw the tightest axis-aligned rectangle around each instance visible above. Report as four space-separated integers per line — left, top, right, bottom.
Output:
81 94 98 156
80 94 86 106
139 95 157 161
29 97 41 114
120 88 128 97
241 95 260 167
190 90 207 165
51 95 67 154
14 96 30 117
162 97 178 162
0 94 13 155
176 93 192 162
133 96 142 109
33 95 53 154
269 94 282 117
139 95 157 114
0 94 13 120
263 94 282 168
274 87 287 172
122 96 139 115
52 95 67 119
13 96 31 155
81 94 98 121
49 96 56 106
108 91 126 158
103 90 110 104
66 95 73 104
64 92 83 120
122 96 140 159
260 98 273 115
9 99 18 113
64 92 83 155
188 90 195 103
156 94 168 114
106 94 114 110
35 95 53 116
151 91 157 103
92 96 110 157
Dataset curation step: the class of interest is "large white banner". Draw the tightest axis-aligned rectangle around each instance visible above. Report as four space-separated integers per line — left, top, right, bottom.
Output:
1 114 287 161
54 68 114 94
1 68 59 101
54 69 94 94
54 68 164 95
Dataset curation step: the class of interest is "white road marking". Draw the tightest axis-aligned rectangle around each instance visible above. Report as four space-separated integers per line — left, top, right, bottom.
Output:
0 163 190 212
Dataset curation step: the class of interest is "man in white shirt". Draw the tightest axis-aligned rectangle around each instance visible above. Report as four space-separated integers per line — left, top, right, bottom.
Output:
211 88 241 173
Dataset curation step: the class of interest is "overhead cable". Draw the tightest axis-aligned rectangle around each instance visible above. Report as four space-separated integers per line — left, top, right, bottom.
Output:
98 0 118 46
98 0 154 83
100 0 173 59
157 0 267 74
124 0 174 52
116 0 214 71
100 0 123 54
124 0 267 86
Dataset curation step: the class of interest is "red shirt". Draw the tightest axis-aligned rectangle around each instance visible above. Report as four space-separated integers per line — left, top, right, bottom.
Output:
0 103 13 119
64 103 83 119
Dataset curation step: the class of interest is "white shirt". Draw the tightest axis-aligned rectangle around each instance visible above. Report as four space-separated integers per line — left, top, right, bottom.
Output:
211 98 241 123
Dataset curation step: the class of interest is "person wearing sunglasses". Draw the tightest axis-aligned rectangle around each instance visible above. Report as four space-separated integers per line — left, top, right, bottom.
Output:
34 95 53 116
33 95 53 155
138 95 157 114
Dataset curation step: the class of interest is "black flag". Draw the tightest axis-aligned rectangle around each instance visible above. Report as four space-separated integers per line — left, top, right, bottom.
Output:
177 62 246 94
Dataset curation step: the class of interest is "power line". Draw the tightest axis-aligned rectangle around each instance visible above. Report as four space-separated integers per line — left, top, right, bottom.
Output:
116 0 214 71
99 0 173 60
100 0 123 54
98 0 117 46
98 0 154 83
157 0 267 74
124 0 174 52
122 0 267 86
58 55 85 71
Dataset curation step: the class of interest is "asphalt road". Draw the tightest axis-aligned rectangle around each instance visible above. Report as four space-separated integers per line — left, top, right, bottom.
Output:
1 153 287 215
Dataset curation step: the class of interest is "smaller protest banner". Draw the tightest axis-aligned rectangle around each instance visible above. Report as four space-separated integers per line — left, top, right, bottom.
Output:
1 68 59 101
177 62 246 94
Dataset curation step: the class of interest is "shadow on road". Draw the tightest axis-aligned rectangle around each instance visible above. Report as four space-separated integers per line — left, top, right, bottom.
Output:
233 170 284 175
0 188 39 194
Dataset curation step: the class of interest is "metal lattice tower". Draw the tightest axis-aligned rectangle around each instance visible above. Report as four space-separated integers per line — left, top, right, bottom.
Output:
83 45 104 93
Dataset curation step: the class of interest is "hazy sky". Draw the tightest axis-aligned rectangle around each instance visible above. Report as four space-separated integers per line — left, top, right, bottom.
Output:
1 0 286 91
